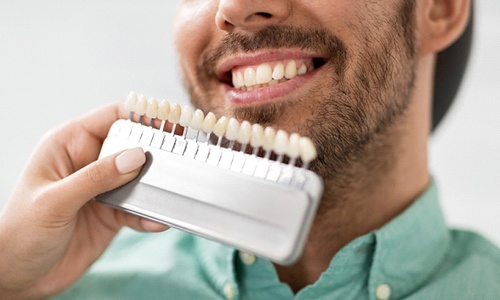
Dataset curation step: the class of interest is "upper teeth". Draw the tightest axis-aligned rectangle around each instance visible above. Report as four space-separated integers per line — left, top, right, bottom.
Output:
231 59 313 91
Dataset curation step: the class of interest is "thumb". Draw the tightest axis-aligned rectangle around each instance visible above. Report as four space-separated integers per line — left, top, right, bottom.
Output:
47 147 146 216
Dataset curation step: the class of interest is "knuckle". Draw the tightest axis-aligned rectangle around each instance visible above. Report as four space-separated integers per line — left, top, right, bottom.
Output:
85 162 109 186
31 187 62 216
32 186 52 205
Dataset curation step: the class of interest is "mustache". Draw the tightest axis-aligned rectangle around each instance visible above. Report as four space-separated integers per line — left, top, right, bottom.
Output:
198 25 349 79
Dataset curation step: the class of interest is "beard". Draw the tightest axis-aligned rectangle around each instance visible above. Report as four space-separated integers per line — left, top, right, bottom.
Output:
182 1 417 184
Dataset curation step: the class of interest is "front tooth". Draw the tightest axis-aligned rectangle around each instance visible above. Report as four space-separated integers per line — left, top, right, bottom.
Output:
237 121 251 144
299 137 317 165
232 72 238 88
287 133 300 159
298 63 307 75
125 91 137 112
158 100 170 120
232 72 242 88
250 123 264 148
213 116 228 137
272 62 285 80
225 118 240 141
168 102 181 124
285 60 298 79
179 106 193 127
256 64 272 85
146 98 158 119
274 130 289 155
262 127 276 152
135 95 148 115
190 109 204 130
202 112 216 133
236 71 245 88
244 67 256 86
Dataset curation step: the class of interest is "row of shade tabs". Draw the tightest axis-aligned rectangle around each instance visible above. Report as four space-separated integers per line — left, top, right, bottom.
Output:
125 92 317 168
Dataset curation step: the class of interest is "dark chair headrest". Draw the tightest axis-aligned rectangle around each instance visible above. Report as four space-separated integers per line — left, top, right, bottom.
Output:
432 5 474 130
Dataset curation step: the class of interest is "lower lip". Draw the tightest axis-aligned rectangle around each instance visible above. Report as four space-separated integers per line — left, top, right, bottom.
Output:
224 68 319 106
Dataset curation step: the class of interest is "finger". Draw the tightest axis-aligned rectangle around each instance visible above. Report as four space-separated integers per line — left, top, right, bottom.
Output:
42 147 146 218
113 210 169 233
26 101 128 176
139 218 170 232
75 101 129 142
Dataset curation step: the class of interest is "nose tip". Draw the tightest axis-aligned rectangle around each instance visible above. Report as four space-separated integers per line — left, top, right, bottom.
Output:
216 0 291 32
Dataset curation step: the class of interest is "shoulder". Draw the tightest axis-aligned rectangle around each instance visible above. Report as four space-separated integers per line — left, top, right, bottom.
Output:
445 229 500 276
53 229 227 299
449 229 500 260
408 230 500 299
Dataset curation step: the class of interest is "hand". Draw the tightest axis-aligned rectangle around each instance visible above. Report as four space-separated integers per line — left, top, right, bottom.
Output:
0 103 168 299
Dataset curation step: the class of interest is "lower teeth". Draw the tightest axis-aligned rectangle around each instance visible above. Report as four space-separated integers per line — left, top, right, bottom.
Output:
239 78 287 91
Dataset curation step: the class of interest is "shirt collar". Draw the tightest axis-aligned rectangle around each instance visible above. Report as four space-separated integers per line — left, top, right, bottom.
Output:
200 180 451 299
369 181 451 298
298 180 451 299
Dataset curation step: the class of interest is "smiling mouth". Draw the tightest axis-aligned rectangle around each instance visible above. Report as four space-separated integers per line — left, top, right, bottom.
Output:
221 57 326 91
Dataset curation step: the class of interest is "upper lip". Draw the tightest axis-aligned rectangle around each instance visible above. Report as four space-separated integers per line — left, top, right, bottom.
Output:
215 49 328 86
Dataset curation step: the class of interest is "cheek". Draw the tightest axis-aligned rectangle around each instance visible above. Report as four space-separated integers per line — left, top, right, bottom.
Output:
174 2 218 80
297 1 366 51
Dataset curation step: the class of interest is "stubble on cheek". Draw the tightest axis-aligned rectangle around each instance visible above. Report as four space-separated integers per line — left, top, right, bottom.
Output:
180 1 417 187
309 0 417 183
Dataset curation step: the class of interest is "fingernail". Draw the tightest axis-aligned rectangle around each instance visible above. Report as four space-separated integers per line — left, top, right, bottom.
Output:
115 147 146 174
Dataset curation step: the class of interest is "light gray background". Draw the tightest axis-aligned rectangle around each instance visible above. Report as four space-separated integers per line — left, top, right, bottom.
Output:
1 1 499 246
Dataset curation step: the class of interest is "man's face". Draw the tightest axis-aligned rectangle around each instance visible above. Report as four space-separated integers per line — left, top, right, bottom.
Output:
174 0 416 180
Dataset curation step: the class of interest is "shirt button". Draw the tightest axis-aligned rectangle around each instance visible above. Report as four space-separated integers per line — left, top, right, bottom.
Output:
223 282 235 300
238 251 256 265
375 283 392 300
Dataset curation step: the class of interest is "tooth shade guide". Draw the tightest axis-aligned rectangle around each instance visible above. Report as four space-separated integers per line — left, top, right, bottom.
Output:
146 98 159 120
125 91 138 120
191 109 205 131
125 91 138 111
170 124 177 136
158 100 170 119
180 106 194 139
225 117 240 141
103 93 324 265
180 106 193 127
262 127 276 159
168 102 182 135
252 147 259 156
121 94 319 170
157 100 170 132
237 121 251 153
213 116 229 147
135 95 148 124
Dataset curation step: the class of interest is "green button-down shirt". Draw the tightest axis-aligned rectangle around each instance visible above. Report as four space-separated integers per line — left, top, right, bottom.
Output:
54 182 500 299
